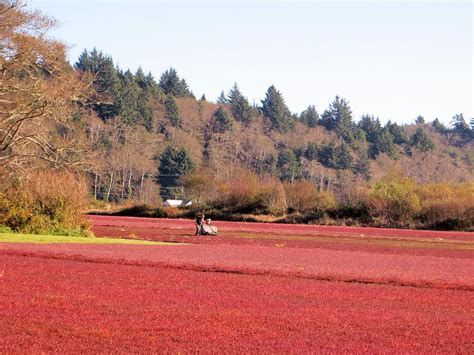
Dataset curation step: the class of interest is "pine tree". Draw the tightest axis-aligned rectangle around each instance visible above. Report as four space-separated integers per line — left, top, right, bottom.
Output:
371 128 397 158
411 128 435 152
212 106 232 133
227 83 240 105
386 121 408 145
451 114 470 137
321 96 354 142
145 71 163 99
135 67 147 89
118 69 141 125
217 91 227 104
319 110 333 130
159 68 192 97
432 118 447 134
317 142 337 168
352 150 371 180
261 85 293 132
75 48 121 120
227 83 252 124
165 94 181 127
277 149 299 181
334 142 353 170
415 115 425 124
179 78 193 98
300 105 320 127
200 94 206 101
304 142 319 161
157 146 195 198
358 115 382 143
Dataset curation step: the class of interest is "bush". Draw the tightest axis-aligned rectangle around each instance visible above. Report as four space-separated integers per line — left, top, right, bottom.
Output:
0 170 90 235
284 180 317 212
368 177 421 227
417 182 474 230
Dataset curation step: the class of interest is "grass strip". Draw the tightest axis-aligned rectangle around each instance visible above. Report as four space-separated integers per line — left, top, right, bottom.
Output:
0 232 179 245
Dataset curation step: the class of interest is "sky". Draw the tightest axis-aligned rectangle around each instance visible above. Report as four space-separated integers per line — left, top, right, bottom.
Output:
29 0 473 125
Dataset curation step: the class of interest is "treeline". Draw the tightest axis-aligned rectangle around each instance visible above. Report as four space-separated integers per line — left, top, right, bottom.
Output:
74 48 474 204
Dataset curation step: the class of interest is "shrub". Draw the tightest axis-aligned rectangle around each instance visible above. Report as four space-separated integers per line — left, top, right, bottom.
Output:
257 177 286 215
417 182 474 230
368 177 421 227
0 171 90 235
284 180 317 212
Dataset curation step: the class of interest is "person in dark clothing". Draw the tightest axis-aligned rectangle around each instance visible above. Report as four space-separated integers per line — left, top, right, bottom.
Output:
195 214 204 235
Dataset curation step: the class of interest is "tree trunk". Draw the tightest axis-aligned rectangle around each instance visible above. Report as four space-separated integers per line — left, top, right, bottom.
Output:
106 172 114 202
127 170 133 199
94 173 98 200
139 171 145 201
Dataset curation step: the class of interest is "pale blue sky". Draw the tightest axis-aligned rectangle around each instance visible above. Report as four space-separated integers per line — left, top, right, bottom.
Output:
30 0 472 125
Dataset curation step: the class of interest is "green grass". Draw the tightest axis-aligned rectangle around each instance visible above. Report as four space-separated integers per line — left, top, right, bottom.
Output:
0 232 179 245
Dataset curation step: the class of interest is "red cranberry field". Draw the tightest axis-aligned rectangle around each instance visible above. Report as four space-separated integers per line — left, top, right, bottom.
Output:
1 215 473 352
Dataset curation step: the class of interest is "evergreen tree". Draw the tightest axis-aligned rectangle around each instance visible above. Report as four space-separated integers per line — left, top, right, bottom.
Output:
415 115 425 124
179 78 193 98
304 142 319 161
357 115 382 143
159 68 192 97
216 90 227 104
118 69 140 125
135 67 147 89
144 71 163 99
319 110 333 130
227 83 240 105
371 128 397 158
317 142 337 168
261 85 293 132
411 127 435 152
321 96 354 142
138 96 153 131
432 118 447 134
277 149 299 181
450 113 470 139
165 94 181 127
157 146 195 198
334 142 353 170
332 96 354 141
386 121 408 145
352 150 371 180
212 106 232 133
200 94 206 101
227 83 252 124
353 127 367 141
75 48 121 120
300 105 320 127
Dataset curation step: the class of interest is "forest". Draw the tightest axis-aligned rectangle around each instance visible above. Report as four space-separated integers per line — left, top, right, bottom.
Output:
1 0 473 233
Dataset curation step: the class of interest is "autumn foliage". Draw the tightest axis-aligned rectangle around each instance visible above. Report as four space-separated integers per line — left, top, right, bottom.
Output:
0 170 89 234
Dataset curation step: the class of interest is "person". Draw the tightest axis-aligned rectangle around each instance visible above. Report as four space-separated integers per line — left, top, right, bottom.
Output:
203 218 218 236
195 214 204 235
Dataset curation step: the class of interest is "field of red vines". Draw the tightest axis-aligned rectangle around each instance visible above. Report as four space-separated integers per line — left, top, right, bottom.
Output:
1 215 473 352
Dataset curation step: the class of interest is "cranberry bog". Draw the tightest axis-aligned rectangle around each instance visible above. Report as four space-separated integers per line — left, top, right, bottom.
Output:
1 216 473 352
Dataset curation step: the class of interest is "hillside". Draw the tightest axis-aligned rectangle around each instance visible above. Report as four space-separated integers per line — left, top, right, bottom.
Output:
69 49 474 205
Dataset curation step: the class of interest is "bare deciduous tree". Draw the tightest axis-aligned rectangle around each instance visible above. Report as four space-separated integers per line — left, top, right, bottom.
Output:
0 0 90 174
